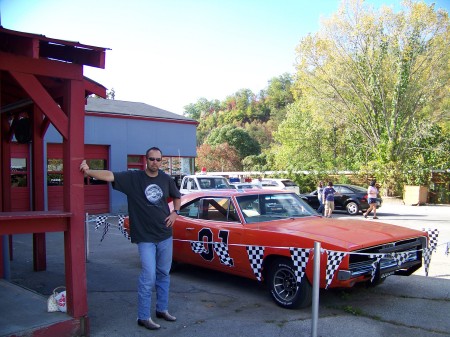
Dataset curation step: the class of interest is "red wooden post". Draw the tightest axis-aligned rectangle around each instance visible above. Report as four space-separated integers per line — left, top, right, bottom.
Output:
32 106 47 271
63 77 89 319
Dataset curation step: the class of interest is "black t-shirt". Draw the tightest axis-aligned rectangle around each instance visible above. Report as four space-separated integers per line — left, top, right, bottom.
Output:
112 170 181 243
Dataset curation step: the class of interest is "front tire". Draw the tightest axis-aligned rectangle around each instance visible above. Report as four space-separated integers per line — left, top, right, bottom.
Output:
346 201 359 215
267 258 312 309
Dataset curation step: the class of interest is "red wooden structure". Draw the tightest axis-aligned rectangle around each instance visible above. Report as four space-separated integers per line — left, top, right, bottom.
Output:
0 27 107 336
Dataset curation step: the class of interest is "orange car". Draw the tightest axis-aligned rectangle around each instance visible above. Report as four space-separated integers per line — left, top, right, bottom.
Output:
134 190 429 309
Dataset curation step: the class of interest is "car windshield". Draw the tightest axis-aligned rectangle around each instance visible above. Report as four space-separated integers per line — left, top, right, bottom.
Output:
236 193 317 223
281 180 297 187
197 177 231 189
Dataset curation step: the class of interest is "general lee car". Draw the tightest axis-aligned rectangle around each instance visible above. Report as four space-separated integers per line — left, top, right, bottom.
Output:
162 190 428 309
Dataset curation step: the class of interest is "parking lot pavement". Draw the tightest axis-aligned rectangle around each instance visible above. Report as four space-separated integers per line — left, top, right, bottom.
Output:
7 202 450 337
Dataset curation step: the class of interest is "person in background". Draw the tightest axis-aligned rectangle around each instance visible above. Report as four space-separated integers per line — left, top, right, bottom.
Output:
80 147 181 331
363 180 379 219
322 181 337 218
316 181 324 215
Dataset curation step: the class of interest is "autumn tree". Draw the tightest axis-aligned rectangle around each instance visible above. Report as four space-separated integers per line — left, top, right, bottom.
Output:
196 143 242 171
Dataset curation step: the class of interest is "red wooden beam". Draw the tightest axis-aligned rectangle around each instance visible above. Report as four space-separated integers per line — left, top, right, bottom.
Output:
0 211 71 235
9 71 69 139
0 51 83 80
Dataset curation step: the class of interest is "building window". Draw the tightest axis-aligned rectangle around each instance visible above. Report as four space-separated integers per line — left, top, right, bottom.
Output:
11 158 28 187
47 159 63 186
85 159 108 185
128 155 145 171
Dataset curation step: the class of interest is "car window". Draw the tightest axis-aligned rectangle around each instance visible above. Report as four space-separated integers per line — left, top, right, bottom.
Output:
198 197 239 222
338 186 353 194
236 193 316 223
180 199 200 219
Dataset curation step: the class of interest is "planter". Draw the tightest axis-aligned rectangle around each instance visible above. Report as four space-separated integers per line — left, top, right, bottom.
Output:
403 185 428 205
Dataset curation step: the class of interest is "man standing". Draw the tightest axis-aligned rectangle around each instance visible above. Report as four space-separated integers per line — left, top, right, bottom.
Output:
322 181 337 218
80 147 181 330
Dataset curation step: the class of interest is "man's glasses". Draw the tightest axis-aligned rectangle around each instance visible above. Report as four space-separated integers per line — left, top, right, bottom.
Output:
147 157 162 162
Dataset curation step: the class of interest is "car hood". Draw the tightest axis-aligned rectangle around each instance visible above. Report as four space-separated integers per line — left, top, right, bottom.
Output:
254 217 426 251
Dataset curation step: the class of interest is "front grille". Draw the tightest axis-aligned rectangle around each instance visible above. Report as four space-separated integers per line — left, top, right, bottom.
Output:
343 237 426 279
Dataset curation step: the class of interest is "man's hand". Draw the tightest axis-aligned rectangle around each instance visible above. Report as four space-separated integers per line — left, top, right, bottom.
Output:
80 160 90 175
165 212 179 228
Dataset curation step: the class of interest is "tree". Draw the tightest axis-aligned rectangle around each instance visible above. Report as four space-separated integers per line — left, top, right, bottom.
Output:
183 98 221 120
293 0 450 193
206 125 261 159
196 143 242 171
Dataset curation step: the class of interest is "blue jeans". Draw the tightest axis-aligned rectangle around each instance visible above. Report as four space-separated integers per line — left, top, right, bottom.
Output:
137 237 172 320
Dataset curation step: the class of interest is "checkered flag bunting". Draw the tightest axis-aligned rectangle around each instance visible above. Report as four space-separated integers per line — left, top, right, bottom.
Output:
422 228 439 253
423 248 432 276
325 251 347 289
117 215 130 241
214 242 234 267
289 248 310 284
190 241 207 254
246 246 264 281
95 215 108 230
369 254 384 283
391 252 409 266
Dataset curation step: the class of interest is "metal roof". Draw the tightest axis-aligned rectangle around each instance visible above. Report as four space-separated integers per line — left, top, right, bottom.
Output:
85 97 197 123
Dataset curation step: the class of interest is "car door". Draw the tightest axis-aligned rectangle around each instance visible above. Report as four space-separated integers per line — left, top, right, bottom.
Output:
174 196 246 275
334 185 353 210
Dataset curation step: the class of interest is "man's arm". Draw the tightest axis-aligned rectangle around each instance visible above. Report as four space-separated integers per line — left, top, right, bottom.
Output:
79 160 114 182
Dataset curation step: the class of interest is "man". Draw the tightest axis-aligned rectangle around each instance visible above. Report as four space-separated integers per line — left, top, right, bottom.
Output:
80 147 181 330
322 181 337 218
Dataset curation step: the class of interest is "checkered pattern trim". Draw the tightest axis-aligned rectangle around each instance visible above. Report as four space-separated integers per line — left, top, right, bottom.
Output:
325 251 347 289
289 248 310 284
214 242 234 267
246 246 264 281
95 215 107 230
190 241 207 254
369 254 383 282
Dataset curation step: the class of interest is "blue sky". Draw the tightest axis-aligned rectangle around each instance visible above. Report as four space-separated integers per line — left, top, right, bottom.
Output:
1 0 449 114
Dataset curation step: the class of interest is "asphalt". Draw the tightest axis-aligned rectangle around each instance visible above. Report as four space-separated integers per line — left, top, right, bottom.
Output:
1 201 449 337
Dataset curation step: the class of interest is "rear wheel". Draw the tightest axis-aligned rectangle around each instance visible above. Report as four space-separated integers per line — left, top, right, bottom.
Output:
346 201 359 215
267 258 312 309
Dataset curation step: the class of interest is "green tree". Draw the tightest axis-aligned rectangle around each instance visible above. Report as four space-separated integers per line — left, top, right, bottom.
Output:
293 0 450 193
206 125 261 159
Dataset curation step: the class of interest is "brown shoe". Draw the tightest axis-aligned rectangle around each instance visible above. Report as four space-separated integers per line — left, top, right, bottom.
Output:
156 310 177 321
137 318 161 330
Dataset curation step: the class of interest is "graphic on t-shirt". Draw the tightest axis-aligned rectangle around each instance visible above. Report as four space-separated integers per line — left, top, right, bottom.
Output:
145 184 163 204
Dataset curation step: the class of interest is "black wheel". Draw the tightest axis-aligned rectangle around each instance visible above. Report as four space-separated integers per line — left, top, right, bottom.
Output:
346 201 359 215
267 258 312 309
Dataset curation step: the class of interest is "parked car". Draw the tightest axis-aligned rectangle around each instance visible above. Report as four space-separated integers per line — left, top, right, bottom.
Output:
230 182 263 190
179 174 232 195
300 184 382 215
162 190 426 309
256 178 300 194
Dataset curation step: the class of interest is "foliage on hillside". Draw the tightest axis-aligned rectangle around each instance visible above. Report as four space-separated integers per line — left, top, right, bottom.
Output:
184 0 450 196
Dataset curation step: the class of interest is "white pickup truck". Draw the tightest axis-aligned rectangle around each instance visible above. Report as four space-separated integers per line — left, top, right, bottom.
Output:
179 174 232 195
